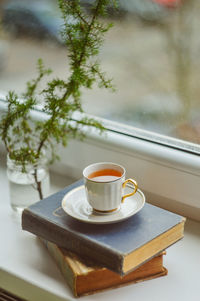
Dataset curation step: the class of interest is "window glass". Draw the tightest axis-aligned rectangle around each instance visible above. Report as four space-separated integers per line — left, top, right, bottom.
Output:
0 0 199 147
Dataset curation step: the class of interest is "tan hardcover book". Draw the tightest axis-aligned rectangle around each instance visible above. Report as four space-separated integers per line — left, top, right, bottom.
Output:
41 238 168 297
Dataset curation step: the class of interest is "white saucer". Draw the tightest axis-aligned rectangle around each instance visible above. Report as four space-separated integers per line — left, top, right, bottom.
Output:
61 185 145 224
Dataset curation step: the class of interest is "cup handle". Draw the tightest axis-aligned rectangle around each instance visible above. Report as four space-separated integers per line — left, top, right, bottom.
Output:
121 179 138 203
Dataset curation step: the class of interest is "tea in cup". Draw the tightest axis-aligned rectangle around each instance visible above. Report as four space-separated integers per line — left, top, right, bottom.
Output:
83 162 138 213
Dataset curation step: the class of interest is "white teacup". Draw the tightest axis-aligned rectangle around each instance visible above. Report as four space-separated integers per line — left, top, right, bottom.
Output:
83 162 138 213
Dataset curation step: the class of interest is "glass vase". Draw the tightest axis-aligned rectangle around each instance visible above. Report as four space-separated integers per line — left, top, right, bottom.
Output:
7 155 50 213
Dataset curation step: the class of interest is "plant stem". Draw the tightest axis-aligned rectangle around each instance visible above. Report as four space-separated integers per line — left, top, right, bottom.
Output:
33 169 43 200
77 0 102 66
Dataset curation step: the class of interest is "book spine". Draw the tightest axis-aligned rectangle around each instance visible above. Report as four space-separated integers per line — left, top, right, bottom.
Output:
22 209 124 274
42 239 77 296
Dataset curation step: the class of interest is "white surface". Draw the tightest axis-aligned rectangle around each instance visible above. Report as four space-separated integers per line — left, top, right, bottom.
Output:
0 157 200 301
62 185 145 224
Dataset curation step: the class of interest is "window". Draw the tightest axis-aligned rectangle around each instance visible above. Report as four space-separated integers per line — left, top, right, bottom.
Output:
1 0 200 147
0 0 199 220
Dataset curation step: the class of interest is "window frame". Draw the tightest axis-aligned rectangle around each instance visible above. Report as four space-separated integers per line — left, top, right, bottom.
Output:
0 94 199 221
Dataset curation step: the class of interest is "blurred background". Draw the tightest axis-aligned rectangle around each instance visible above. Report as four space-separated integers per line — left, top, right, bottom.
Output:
0 0 200 145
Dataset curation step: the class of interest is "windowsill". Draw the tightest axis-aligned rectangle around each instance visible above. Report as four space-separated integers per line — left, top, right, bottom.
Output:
1 98 200 222
0 155 200 301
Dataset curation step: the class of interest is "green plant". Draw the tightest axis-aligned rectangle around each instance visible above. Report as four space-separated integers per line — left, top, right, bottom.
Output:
0 0 116 199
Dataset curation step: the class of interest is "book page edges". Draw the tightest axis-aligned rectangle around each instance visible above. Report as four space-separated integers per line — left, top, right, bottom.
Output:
67 250 164 276
123 218 185 274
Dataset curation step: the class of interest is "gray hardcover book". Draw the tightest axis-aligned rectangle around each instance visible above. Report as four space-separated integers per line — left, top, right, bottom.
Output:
22 180 185 275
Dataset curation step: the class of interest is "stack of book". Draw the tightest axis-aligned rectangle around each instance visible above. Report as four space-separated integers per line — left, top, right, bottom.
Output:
22 180 185 297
